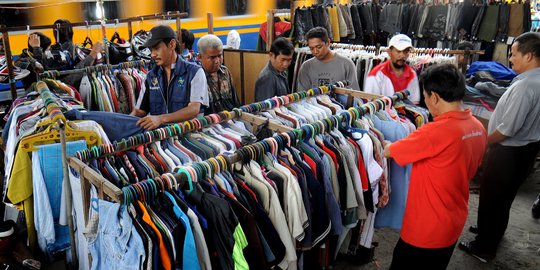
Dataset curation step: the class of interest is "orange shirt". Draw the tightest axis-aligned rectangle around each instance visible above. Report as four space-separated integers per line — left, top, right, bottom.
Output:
389 110 486 248
137 200 172 270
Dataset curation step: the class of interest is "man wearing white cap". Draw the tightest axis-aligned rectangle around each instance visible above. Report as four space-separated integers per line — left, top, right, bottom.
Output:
364 34 420 104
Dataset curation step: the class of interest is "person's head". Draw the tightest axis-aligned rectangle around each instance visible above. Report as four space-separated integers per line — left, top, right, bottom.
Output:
420 63 466 116
305 27 332 61
144 25 180 66
181 28 195 52
269 37 294 73
388 34 413 69
456 41 474 66
53 19 73 44
198 34 223 74
510 32 540 74
28 32 51 51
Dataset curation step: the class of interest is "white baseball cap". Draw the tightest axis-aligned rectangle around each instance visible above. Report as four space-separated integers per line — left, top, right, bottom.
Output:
388 34 413 51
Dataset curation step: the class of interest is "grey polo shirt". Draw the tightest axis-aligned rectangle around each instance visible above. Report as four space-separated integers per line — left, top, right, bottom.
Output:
488 67 540 147
254 61 290 102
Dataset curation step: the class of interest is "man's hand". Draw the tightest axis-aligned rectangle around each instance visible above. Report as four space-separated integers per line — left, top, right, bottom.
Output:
383 140 392 159
28 34 40 48
137 115 163 130
90 41 104 59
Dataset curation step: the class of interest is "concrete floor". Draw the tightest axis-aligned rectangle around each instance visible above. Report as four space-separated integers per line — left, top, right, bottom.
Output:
336 164 540 270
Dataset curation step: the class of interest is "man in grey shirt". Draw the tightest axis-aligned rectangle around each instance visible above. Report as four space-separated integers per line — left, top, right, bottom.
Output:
459 32 540 262
296 27 359 97
254 37 294 101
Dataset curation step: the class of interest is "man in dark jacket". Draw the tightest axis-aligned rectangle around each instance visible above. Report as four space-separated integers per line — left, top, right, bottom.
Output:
254 37 294 101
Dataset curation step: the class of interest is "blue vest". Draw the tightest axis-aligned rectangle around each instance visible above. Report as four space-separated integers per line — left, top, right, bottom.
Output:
146 55 201 115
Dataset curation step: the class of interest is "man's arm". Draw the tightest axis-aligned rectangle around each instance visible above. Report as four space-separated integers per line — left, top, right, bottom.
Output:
296 63 311 92
487 130 508 145
136 102 201 130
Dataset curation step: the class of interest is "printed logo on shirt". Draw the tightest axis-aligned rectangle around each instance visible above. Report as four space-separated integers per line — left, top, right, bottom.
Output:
177 78 185 86
318 78 331 86
150 77 159 90
462 131 483 140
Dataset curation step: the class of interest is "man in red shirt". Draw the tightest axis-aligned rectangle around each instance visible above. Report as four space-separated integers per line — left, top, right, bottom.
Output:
364 34 420 104
383 63 487 269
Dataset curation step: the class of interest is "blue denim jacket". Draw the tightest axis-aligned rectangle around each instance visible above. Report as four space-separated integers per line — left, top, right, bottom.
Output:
87 200 145 270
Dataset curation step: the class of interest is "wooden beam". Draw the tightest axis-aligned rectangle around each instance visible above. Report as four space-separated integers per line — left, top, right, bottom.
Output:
334 87 384 100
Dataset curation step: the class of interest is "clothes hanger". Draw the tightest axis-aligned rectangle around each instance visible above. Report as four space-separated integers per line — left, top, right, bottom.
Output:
83 21 93 48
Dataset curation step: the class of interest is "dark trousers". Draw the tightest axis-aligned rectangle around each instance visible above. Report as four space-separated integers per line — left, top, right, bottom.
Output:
475 141 540 252
390 238 456 270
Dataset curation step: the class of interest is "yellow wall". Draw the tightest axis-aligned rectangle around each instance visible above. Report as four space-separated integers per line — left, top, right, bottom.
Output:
30 0 82 25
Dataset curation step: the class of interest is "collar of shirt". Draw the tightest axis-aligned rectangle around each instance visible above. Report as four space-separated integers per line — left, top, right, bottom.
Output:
267 61 288 78
381 60 414 88
434 109 473 122
513 67 540 83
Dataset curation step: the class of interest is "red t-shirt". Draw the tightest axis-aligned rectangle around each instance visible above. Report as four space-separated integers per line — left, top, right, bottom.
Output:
390 109 487 248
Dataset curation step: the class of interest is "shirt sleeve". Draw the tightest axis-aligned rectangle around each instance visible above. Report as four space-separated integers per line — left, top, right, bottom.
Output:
296 63 311 92
190 69 209 107
137 80 150 113
363 75 381 94
495 82 533 137
407 75 421 104
389 125 436 166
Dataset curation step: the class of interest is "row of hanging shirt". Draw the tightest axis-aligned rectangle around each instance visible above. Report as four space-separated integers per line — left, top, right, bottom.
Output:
73 93 432 269
79 65 148 114
243 91 431 265
88 119 256 188
292 46 457 92
258 95 344 128
1 82 113 259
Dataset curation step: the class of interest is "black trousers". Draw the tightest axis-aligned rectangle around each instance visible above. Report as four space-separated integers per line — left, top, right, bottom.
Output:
475 141 540 252
390 238 456 270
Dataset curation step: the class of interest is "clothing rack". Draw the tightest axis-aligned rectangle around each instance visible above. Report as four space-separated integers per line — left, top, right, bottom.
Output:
38 59 151 79
68 89 410 215
0 12 187 101
33 81 79 267
266 8 291 51
73 84 335 162
328 43 485 74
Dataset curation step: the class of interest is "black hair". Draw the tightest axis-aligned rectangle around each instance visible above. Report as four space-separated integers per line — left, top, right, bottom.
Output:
270 37 294 56
28 32 51 51
181 29 195 50
161 37 182 54
420 63 465 102
305 26 329 43
514 32 540 59
53 19 73 44
456 41 474 51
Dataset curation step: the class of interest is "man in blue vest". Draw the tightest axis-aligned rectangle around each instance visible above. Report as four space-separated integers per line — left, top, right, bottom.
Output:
132 25 209 130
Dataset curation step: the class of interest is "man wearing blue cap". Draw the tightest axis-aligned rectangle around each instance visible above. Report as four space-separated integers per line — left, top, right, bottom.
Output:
132 25 209 130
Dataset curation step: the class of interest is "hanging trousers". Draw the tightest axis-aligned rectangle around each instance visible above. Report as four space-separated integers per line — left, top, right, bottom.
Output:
475 141 540 252
389 238 456 270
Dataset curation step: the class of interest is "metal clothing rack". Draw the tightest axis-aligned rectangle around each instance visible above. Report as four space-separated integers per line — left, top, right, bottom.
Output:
68 90 410 215
0 12 187 101
38 59 151 78
329 43 485 74
34 81 78 267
